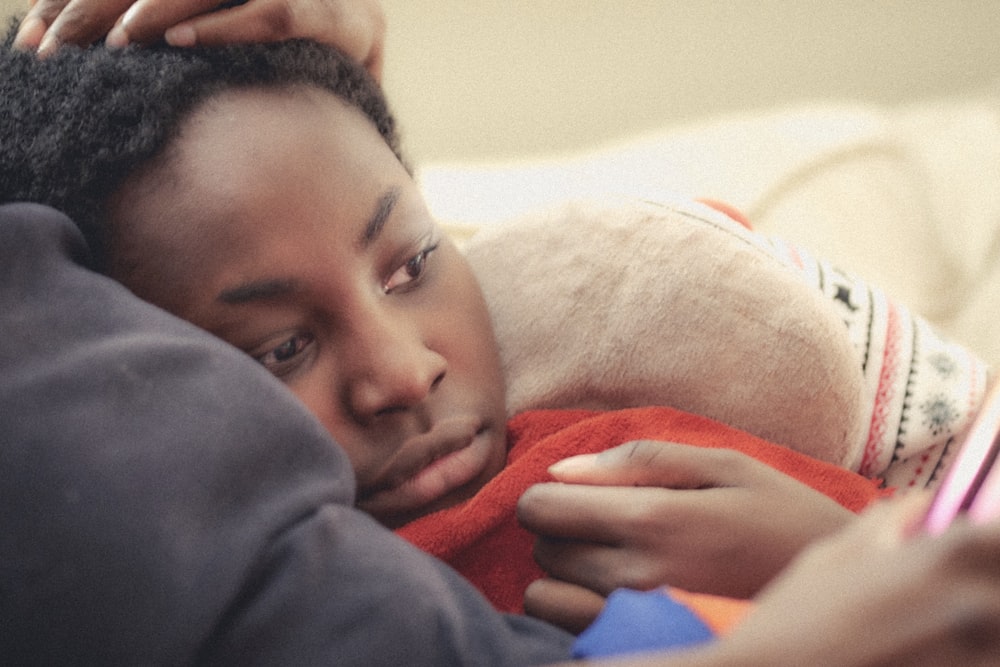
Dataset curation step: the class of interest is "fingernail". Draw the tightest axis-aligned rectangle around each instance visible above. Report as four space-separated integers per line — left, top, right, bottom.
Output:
120 2 142 30
13 16 45 50
548 453 598 476
164 25 196 48
37 32 59 57
105 25 129 49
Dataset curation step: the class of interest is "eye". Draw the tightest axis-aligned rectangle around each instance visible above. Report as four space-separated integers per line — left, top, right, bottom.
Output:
384 243 439 293
253 332 315 378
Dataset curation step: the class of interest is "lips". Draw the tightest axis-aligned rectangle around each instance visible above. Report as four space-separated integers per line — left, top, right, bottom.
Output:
357 416 499 524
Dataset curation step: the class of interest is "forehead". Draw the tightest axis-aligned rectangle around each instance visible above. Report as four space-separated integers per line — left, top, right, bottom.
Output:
175 84 388 197
108 84 408 307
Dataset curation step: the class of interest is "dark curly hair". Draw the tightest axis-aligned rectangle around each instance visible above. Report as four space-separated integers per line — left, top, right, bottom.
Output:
0 29 404 270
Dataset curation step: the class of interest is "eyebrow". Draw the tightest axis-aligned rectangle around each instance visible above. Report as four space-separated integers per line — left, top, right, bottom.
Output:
216 188 401 305
217 278 298 305
359 187 400 248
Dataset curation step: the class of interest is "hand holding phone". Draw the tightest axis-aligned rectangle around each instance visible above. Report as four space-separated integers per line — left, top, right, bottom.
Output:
924 381 1000 534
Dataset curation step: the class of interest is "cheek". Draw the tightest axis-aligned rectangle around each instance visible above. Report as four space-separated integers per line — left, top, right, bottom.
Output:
287 380 338 438
437 263 505 396
284 375 370 475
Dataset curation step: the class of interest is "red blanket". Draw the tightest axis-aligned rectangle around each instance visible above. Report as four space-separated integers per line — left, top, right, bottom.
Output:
397 406 889 623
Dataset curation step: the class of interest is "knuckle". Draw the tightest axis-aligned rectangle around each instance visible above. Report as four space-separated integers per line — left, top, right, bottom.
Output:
29 0 67 22
258 1 296 37
52 9 88 33
530 538 567 574
515 484 545 524
610 559 662 592
620 439 664 466
619 499 663 533
616 439 687 480
43 5 108 44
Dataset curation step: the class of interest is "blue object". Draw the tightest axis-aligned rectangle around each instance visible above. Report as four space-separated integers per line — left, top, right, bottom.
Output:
572 589 716 658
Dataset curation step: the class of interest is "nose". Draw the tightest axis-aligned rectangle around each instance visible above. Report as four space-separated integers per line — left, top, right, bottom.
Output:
344 312 447 422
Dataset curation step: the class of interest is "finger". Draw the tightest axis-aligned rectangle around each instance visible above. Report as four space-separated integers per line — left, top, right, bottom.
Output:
518 481 700 542
828 494 931 553
23 0 134 54
106 0 220 46
163 0 385 81
532 537 645 595
548 440 752 489
12 12 49 50
12 0 68 49
306 0 386 81
518 482 630 541
162 1 303 47
523 578 606 635
933 516 1000 579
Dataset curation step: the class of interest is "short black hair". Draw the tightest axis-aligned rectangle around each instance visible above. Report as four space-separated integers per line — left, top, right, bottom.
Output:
0 30 403 269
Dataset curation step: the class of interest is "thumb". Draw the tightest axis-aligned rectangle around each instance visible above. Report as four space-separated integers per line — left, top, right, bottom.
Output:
547 439 734 489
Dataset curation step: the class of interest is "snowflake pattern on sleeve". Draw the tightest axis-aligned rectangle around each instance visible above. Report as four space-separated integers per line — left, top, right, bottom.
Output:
763 236 992 490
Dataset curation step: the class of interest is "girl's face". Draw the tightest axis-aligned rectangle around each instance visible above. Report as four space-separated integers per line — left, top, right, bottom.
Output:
107 86 508 528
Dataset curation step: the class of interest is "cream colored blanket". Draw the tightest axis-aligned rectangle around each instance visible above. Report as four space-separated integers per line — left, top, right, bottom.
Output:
424 88 1000 370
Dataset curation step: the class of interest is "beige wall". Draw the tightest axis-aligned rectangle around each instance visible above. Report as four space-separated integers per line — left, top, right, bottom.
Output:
1 0 20 25
5 1 999 164
381 1 1000 163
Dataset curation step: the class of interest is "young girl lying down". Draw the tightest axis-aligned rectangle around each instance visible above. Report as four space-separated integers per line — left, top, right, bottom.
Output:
8 198 1000 665
0 33 989 641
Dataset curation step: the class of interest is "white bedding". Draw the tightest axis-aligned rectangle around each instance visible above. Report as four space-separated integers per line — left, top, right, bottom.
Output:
420 88 1000 369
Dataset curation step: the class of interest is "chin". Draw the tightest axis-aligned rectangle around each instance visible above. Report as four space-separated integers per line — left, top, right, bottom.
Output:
377 472 494 530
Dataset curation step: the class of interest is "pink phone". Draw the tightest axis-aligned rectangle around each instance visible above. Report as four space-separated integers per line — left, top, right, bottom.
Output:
923 381 1000 535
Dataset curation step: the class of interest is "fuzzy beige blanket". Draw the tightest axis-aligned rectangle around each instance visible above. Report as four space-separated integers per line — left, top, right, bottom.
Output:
463 195 991 485
464 196 867 468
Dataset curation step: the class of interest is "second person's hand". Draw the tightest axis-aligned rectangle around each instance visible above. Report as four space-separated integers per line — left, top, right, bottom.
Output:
14 0 386 81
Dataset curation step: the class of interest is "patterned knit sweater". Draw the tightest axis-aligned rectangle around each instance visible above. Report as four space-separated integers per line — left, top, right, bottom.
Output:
766 236 991 489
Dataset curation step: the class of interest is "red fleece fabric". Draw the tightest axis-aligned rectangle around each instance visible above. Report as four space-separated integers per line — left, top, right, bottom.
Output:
397 406 889 616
